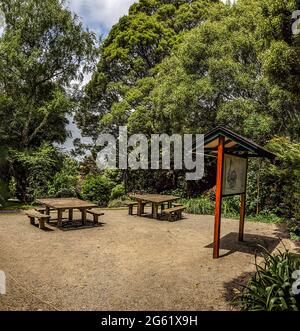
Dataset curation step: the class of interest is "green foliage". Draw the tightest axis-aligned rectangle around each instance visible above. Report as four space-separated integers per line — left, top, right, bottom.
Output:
222 196 241 216
10 144 62 201
235 248 300 311
0 180 8 207
108 198 128 208
180 196 215 215
179 194 283 224
0 0 96 149
266 137 300 220
242 212 283 224
82 174 114 206
110 184 125 201
244 138 300 233
77 0 220 138
79 0 298 142
1 201 33 210
76 0 300 222
8 177 17 198
0 0 96 202
47 157 80 198
162 188 188 198
0 147 9 206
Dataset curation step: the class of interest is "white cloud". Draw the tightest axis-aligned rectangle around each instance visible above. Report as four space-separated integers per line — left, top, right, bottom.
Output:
68 0 136 32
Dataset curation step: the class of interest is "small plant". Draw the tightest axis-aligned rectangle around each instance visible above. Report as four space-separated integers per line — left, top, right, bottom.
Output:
110 184 125 201
234 247 300 311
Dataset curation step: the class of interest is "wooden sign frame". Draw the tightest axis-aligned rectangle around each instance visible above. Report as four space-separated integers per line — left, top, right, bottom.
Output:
213 136 248 259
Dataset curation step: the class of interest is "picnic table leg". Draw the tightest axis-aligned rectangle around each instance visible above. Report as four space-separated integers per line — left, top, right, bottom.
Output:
45 206 50 223
39 218 46 230
168 202 172 208
81 209 86 225
57 209 63 227
153 203 159 219
137 200 143 216
29 216 35 226
68 209 73 221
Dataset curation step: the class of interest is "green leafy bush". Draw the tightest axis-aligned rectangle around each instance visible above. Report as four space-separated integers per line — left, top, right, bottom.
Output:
180 196 214 215
82 174 113 206
222 196 241 217
235 248 300 311
47 158 80 198
47 172 80 198
110 184 125 201
242 138 300 237
11 144 62 202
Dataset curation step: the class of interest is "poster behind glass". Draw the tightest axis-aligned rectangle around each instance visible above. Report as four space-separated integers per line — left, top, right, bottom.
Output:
222 154 248 196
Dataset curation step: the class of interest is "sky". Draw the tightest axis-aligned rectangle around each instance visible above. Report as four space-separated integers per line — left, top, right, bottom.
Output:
68 0 136 35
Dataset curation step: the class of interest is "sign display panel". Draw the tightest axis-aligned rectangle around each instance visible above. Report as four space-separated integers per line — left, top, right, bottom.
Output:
222 154 247 196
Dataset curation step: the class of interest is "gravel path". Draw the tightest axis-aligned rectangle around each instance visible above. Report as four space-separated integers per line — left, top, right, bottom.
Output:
0 209 296 311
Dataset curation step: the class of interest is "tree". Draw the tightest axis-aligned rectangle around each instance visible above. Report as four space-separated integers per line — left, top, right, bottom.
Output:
77 0 220 138
123 0 300 141
0 0 96 201
77 0 300 204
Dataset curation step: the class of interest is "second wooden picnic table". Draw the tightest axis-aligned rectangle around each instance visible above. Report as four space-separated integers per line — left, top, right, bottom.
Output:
128 194 180 219
35 198 98 227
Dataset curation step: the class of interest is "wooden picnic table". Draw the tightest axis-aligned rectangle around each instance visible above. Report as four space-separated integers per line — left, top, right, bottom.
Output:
35 198 97 227
128 194 180 219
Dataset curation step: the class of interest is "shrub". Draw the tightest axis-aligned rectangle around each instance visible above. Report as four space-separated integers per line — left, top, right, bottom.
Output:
11 144 62 201
235 248 300 311
110 184 125 201
47 172 80 198
180 196 215 215
245 138 300 231
108 198 128 208
82 174 113 206
222 196 241 217
47 157 80 198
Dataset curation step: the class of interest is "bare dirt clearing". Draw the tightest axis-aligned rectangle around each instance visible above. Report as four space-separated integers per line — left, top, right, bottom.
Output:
0 209 295 311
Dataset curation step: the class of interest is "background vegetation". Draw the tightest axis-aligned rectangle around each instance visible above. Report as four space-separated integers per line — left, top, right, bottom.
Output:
0 0 299 241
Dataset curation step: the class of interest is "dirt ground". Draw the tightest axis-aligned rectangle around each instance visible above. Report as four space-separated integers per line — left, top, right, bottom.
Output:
0 209 297 311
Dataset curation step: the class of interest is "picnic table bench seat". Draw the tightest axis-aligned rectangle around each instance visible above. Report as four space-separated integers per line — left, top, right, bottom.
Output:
162 205 185 222
25 210 51 229
86 209 104 224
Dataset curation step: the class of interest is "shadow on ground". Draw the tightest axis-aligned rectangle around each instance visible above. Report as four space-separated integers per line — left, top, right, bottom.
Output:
49 220 106 231
273 223 300 253
223 270 255 308
205 232 281 257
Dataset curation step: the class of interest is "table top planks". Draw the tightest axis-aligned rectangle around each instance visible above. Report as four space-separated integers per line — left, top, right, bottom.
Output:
35 198 97 209
128 194 180 204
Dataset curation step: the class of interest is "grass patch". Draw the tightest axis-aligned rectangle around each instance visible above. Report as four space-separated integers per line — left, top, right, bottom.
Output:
179 197 284 224
0 201 33 211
